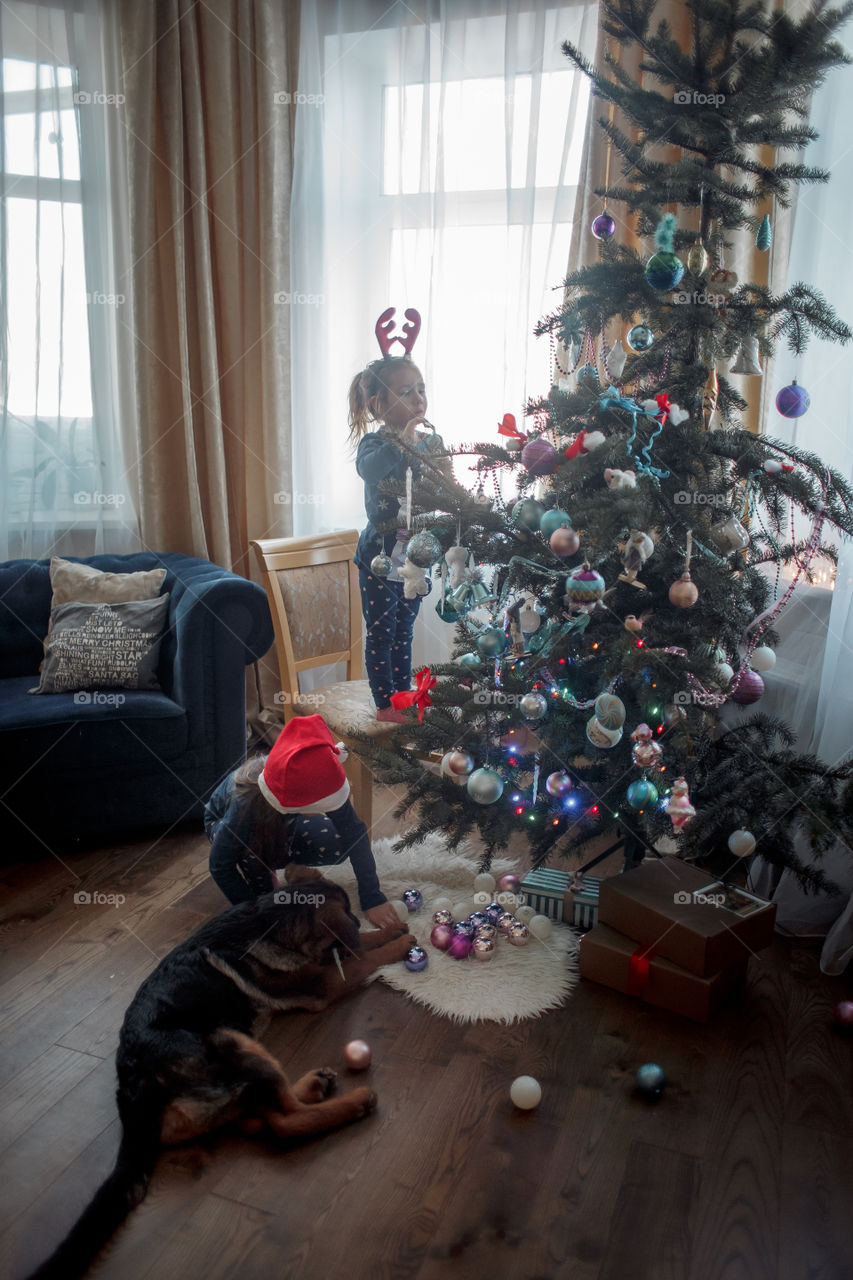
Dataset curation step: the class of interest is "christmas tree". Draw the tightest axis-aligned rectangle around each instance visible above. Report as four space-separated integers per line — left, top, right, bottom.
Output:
358 0 853 891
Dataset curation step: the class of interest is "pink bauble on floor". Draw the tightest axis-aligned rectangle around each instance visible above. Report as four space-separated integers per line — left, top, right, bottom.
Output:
343 1039 372 1070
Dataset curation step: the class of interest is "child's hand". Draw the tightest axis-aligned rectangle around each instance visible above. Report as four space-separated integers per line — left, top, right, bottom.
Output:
401 417 429 448
365 902 404 930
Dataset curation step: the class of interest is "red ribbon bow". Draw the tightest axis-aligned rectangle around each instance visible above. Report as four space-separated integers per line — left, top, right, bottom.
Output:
627 946 652 995
654 393 671 421
498 412 527 443
390 666 436 722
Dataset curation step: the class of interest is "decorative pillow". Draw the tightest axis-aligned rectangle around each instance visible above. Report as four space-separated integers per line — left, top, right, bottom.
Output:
49 556 167 608
31 595 171 694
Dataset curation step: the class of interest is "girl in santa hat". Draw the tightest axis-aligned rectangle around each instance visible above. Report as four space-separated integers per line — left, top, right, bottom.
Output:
204 714 400 929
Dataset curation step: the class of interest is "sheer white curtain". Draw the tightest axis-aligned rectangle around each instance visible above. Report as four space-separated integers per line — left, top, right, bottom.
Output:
0 0 138 561
747 25 853 973
291 0 596 666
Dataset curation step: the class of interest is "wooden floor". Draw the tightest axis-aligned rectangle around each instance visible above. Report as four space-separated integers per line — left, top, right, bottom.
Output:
2 783 853 1280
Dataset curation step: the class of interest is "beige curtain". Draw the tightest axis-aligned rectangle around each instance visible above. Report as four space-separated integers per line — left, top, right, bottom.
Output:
564 1 793 436
117 0 298 575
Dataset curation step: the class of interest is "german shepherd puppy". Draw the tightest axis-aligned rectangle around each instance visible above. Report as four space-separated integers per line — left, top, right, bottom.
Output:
28 882 415 1280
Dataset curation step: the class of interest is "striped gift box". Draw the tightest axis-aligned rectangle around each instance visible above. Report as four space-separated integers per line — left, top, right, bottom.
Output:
520 867 571 922
569 876 600 931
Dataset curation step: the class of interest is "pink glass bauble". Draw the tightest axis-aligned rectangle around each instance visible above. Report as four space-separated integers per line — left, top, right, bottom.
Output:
430 923 455 950
731 668 764 705
343 1039 372 1070
833 1000 853 1028
497 874 521 894
497 912 517 935
668 571 699 607
448 933 473 960
432 909 453 926
472 936 496 961
549 526 580 557
507 922 530 946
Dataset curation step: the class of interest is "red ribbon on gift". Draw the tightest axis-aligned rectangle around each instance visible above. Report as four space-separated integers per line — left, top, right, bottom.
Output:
627 946 652 995
498 412 527 443
390 666 436 722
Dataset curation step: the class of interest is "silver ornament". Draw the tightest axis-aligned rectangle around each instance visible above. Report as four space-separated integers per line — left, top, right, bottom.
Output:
466 767 505 805
407 531 443 568
370 553 392 578
507 922 530 946
519 692 548 721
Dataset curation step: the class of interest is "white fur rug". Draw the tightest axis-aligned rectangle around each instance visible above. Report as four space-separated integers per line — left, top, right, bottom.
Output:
321 834 579 1024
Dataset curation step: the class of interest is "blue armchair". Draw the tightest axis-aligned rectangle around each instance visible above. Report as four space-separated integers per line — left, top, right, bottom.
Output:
0 553 274 851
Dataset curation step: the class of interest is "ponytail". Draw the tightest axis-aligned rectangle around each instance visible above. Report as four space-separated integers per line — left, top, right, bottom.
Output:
347 355 417 449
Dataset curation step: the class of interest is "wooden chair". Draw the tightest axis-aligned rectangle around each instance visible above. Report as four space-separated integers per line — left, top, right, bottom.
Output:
250 530 395 828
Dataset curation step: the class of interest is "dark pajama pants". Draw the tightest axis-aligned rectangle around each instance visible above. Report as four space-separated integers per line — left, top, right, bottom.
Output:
357 565 422 709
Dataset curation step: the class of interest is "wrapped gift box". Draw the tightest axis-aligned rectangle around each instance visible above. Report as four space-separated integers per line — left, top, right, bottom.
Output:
520 867 571 922
567 875 600 931
579 923 749 1022
598 856 776 978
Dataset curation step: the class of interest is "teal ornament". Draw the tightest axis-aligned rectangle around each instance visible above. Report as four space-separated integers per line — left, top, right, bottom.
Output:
435 597 465 624
635 1063 667 1098
467 767 505 805
540 508 572 539
513 498 546 531
576 362 601 388
565 564 606 608
407 531 443 567
756 214 771 251
627 779 659 809
644 213 685 290
476 627 508 658
627 324 654 352
459 652 484 671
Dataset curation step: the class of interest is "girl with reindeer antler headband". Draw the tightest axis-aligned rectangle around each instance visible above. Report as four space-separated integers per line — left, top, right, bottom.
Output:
347 308 445 724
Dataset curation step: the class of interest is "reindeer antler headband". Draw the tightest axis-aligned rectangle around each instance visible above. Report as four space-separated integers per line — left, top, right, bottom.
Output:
374 306 422 358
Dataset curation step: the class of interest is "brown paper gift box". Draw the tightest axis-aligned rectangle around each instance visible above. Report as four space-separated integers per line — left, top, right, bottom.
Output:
597 856 776 978
579 923 749 1022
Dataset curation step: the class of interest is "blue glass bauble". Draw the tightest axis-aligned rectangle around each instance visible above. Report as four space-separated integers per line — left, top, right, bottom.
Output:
459 652 484 671
644 250 685 291
627 324 654 352
775 379 810 418
404 945 429 972
476 627 508 658
401 888 423 912
635 1063 667 1097
627 780 659 809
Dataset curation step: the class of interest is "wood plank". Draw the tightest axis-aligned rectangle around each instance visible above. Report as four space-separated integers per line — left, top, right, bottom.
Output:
0 1043 101 1154
597 1140 698 1280
779 1121 853 1280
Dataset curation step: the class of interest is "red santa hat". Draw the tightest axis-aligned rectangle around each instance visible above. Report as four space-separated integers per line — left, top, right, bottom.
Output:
258 714 350 815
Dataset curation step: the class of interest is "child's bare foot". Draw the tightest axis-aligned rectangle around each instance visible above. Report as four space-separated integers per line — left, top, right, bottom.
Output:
376 707 409 724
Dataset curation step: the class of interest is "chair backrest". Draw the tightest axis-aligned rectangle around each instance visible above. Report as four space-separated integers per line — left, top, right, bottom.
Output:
250 531 362 717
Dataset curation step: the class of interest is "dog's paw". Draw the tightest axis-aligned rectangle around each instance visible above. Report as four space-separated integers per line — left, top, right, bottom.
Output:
294 1066 338 1103
313 1067 337 1098
384 932 418 963
351 1087 378 1118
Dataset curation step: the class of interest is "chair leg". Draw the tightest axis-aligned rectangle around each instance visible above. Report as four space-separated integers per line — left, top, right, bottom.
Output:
345 749 374 830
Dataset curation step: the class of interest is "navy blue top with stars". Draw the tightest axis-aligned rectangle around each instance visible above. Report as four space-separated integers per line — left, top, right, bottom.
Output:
354 431 420 570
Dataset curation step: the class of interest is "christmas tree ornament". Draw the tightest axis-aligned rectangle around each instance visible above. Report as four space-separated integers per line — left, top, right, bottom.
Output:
665 776 696 829
709 266 738 295
448 933 473 960
497 912 518 934
486 902 504 923
592 210 616 240
762 457 794 476
776 379 810 418
730 335 762 376
513 497 546 530
540 508 573 539
607 338 628 379
433 908 454 926
444 544 469 588
619 530 655 587
833 1000 853 1029
476 627 508 658
406 531 443 567
400 558 430 599
750 645 776 672
507 922 531 946
635 1063 667 1098
402 888 423 912
731 668 764 705
529 915 552 940
715 661 734 685
521 437 558 476
687 240 709 275
459 652 484 671
756 213 772 251
430 923 455 950
516 904 536 925
435 597 465 625
728 829 756 857
474 922 498 942
669 571 699 607
550 526 581 557
627 779 659 809
546 770 573 797
404 946 429 971
498 411 527 451
520 692 548 721
711 515 750 553
467 767 505 804
452 920 476 939
343 1039 372 1070
604 467 637 489
472 936 496 961
644 214 685 290
565 563 606 608
468 910 490 928
703 366 719 429
627 323 654 352
510 1076 542 1110
631 723 662 768
624 614 643 632
564 428 606 459
586 716 623 748
370 552 392 578
498 874 521 893
576 361 601 388
595 693 626 729
448 750 475 776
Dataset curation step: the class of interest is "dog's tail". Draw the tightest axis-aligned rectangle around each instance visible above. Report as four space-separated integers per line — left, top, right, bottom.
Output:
26 1120 159 1280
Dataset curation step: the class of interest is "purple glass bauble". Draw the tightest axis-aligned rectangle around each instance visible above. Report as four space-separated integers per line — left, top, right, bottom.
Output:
521 438 558 477
834 999 853 1029
448 933 473 960
467 911 489 929
731 668 764 706
591 211 616 240
453 922 476 940
486 902 504 924
402 888 423 912
775 380 810 419
404 946 429 972
430 924 454 951
432 909 453 927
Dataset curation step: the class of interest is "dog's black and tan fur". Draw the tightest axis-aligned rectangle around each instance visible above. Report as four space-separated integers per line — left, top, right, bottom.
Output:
28 881 414 1280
